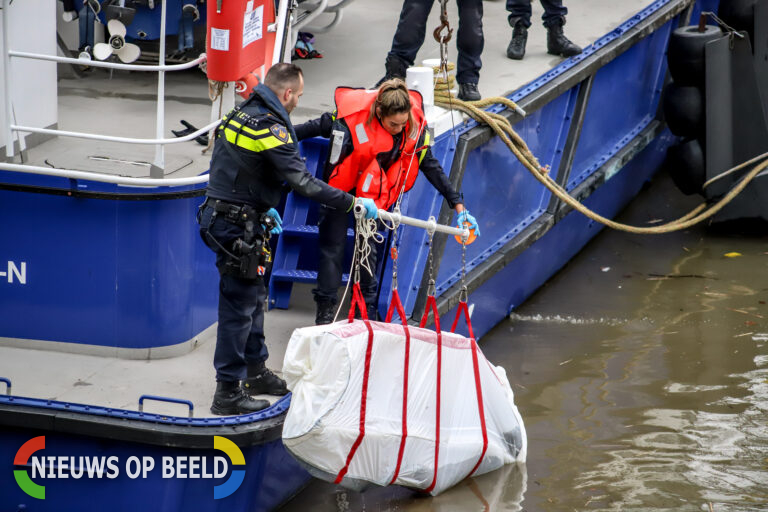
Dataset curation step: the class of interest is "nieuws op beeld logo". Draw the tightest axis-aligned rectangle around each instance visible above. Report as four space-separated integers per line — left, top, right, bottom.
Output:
13 435 245 500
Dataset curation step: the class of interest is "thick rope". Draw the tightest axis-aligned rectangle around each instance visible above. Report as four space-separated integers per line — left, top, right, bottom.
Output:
203 80 228 155
333 216 385 323
434 92 768 234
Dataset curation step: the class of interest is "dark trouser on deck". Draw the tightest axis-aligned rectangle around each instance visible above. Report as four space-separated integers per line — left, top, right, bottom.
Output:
213 274 269 382
387 0 484 85
199 204 269 383
313 205 379 311
506 0 567 28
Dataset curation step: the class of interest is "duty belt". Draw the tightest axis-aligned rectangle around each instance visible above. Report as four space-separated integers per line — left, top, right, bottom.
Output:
205 198 264 225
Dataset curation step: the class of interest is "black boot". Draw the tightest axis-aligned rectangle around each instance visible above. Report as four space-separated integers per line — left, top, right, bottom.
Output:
315 298 337 325
458 83 481 101
243 361 289 396
546 17 582 58
211 381 270 416
506 18 528 60
374 55 407 88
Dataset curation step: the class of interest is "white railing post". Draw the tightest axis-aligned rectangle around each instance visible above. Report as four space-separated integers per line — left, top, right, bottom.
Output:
3 3 212 166
2 0 14 159
151 0 169 178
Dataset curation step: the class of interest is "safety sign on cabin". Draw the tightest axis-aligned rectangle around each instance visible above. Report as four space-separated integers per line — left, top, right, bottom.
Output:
243 2 263 48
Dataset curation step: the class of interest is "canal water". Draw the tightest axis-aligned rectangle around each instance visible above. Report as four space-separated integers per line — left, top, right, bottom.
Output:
281 174 768 511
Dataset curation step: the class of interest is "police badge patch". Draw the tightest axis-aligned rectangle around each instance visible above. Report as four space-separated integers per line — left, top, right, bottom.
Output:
270 124 290 143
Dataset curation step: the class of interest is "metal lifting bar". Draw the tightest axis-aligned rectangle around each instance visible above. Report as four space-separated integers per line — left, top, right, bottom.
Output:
354 203 470 240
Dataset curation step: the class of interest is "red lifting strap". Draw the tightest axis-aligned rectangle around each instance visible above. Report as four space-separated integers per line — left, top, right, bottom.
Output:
335 283 374 484
451 301 488 478
347 281 369 322
420 295 443 494
385 289 411 485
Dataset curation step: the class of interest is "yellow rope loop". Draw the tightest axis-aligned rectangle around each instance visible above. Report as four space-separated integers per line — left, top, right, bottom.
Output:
203 80 229 155
434 95 768 234
431 61 458 98
208 80 227 102
434 75 456 92
431 63 456 74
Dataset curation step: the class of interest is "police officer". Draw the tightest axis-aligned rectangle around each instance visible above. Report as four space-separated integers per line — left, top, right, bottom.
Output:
198 63 377 416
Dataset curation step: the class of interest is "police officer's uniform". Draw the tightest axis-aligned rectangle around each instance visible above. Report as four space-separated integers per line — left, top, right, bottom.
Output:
199 84 355 410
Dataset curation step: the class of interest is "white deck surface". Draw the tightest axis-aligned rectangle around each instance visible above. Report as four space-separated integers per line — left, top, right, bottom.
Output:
1 0 651 418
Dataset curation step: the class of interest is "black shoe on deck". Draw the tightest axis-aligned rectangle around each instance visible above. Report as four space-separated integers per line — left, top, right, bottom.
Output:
315 298 337 325
210 381 270 416
243 364 289 396
458 83 481 101
506 19 528 60
547 17 582 58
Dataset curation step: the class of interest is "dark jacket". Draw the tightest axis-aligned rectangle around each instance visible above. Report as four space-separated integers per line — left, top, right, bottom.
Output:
206 84 355 212
295 112 462 209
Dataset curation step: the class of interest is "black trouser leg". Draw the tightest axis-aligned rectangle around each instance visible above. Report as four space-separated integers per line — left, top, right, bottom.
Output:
505 0 533 27
455 0 484 85
199 205 269 382
213 274 269 382
540 0 568 27
314 205 349 303
387 0 435 69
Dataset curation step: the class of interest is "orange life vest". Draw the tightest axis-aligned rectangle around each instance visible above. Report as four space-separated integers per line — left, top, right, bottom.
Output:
327 87 428 210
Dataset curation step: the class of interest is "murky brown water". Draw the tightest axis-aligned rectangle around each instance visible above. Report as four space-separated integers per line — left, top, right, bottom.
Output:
281 174 768 511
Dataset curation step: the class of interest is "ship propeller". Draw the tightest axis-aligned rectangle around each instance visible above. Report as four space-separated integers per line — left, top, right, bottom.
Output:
94 19 141 63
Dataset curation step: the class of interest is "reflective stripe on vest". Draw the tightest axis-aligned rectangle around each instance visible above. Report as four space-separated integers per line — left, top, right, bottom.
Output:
219 118 292 152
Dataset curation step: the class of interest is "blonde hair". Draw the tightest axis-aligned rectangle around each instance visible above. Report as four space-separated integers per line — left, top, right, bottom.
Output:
369 78 416 138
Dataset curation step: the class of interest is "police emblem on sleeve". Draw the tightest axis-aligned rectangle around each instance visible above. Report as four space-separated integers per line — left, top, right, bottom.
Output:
270 124 289 143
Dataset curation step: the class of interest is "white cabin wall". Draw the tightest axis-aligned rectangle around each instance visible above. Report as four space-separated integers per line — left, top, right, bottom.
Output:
0 0 57 155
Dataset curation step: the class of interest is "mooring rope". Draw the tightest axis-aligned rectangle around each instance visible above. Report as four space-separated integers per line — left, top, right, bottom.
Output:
432 67 768 234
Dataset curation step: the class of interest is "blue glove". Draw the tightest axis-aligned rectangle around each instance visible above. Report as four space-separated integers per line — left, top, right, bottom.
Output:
357 198 378 220
457 209 480 237
264 207 283 235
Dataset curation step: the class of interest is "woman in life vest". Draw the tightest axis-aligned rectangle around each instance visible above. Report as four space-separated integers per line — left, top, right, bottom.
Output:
295 79 480 324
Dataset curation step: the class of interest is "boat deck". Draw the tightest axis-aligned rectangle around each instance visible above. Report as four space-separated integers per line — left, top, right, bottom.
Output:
2 0 649 418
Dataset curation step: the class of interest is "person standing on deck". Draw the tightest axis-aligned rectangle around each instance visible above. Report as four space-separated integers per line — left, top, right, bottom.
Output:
295 79 481 325
198 63 377 416
505 0 582 60
376 0 484 101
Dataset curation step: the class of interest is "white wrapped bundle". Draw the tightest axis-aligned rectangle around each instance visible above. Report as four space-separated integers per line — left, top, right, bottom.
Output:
282 318 527 495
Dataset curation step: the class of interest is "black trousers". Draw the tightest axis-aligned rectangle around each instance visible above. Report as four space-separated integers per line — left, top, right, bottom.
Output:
198 204 269 383
313 205 379 307
387 0 484 85
506 0 567 28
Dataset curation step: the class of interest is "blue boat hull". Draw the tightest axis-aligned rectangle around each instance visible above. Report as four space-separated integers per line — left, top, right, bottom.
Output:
0 177 217 354
0 396 310 511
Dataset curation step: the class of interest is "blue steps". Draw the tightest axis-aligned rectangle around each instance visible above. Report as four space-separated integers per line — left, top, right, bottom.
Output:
271 269 350 284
